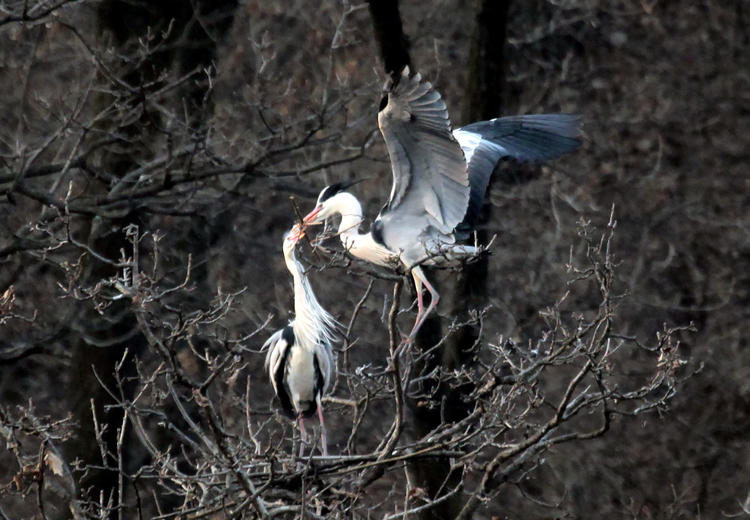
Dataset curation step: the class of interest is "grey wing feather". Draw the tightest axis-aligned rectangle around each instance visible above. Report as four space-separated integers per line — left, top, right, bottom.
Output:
378 67 469 233
454 114 581 227
263 328 288 396
314 339 334 395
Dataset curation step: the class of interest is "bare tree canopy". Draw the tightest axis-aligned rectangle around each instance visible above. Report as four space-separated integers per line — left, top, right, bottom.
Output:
1 1 747 519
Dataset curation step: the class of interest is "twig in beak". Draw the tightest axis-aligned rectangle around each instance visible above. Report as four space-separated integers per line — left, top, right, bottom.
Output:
289 196 307 230
289 196 323 260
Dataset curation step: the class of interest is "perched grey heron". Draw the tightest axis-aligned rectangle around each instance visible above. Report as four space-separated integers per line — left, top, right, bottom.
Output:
264 224 337 456
301 67 581 339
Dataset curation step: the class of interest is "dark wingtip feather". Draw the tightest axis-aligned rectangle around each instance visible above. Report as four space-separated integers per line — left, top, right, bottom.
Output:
458 114 582 230
460 113 582 163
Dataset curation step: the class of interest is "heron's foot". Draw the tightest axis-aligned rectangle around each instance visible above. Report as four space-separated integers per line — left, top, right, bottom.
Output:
389 334 412 361
399 332 414 345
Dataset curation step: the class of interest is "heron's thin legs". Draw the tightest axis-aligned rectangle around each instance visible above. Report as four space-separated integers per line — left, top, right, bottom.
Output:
297 415 308 457
415 275 425 317
408 267 440 339
317 397 328 456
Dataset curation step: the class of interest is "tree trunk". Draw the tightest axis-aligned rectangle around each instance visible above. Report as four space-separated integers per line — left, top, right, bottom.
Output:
367 0 412 80
367 2 510 516
446 0 511 370
446 1 511 518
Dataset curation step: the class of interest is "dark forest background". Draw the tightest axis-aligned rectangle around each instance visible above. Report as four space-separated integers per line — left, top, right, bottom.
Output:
0 0 748 518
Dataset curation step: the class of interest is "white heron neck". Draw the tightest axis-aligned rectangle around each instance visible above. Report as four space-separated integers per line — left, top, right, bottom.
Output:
283 251 336 350
331 192 365 238
330 193 396 267
283 250 302 282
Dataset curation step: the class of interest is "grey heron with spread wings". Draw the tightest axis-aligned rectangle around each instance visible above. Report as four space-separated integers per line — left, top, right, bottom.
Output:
301 67 581 340
264 224 336 456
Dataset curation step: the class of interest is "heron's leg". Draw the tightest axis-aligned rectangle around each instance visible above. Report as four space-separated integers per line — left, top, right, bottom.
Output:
396 271 425 351
395 273 424 353
414 272 425 321
317 396 328 456
297 415 309 458
407 267 440 339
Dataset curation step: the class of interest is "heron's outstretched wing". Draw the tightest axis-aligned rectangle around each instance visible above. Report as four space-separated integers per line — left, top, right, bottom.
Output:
454 114 582 227
378 67 469 234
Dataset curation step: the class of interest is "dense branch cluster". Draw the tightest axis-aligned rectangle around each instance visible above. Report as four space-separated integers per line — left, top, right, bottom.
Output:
2 210 689 518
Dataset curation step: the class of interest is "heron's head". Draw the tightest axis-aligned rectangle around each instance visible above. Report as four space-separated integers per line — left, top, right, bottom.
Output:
302 181 359 226
282 223 304 258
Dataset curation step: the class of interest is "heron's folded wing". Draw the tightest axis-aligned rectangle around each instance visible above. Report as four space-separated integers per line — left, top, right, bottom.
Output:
378 67 469 233
264 327 290 397
314 339 334 395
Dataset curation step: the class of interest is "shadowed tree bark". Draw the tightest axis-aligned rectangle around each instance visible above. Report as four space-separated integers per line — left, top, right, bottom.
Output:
446 0 511 386
436 4 511 516
463 0 510 122
367 0 412 81
423 3 511 518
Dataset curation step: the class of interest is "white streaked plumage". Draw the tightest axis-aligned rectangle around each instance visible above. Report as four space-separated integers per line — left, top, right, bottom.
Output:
263 224 336 455
302 67 581 340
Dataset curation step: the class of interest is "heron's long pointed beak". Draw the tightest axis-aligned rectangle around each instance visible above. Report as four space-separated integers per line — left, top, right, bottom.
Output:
302 205 323 227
